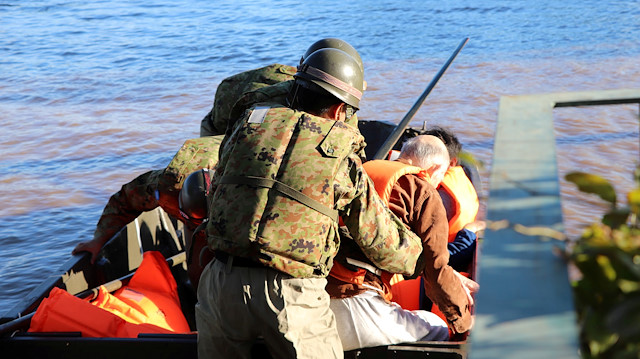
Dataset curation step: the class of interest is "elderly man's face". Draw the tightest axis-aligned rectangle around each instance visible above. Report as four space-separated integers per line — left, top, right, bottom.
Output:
429 163 449 188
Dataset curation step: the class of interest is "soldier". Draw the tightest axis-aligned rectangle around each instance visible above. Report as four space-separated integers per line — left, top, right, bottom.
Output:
195 46 424 358
72 136 223 272
199 38 365 137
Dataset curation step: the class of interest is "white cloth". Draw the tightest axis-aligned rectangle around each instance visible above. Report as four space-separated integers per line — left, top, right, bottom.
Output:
196 258 344 359
330 290 449 351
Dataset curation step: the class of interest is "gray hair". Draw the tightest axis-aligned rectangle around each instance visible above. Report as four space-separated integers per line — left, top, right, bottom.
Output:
398 135 450 169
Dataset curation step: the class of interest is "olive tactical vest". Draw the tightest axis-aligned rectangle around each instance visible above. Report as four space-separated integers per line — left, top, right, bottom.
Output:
207 104 364 278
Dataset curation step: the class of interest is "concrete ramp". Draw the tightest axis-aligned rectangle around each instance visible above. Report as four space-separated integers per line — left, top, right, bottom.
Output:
470 89 640 358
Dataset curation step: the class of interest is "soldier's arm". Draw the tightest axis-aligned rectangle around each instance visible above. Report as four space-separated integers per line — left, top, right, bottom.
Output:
203 76 241 138
201 76 236 137
72 170 163 263
338 156 423 275
200 110 216 137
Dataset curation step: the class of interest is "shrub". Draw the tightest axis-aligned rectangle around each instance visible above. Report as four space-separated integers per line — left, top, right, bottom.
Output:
566 171 640 359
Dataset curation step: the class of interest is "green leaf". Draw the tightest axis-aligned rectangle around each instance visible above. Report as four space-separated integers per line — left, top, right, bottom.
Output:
596 255 617 282
617 279 640 293
603 209 631 229
606 294 640 340
566 172 617 205
610 249 640 281
627 188 640 216
458 151 482 169
583 308 619 355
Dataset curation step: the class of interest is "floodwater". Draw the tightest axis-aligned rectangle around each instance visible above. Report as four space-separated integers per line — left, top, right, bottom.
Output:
1 0 639 315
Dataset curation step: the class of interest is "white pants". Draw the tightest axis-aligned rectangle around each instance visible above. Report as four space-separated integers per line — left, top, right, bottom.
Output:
330 290 449 351
196 258 343 359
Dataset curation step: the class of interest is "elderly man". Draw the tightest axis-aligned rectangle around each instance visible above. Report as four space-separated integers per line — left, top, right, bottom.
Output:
327 135 478 351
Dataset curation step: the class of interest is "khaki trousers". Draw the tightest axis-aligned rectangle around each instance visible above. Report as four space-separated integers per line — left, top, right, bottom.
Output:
196 258 343 359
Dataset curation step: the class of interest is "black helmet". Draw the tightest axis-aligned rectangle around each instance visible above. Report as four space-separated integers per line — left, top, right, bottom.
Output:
294 48 364 109
301 38 364 72
178 168 212 224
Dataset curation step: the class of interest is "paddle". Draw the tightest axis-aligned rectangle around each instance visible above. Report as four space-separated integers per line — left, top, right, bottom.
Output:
372 37 469 160
0 251 186 336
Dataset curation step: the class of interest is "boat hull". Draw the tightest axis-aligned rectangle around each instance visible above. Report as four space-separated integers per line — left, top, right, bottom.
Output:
0 121 476 359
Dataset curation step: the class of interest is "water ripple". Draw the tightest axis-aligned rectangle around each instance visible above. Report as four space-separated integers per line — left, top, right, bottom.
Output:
1 0 640 315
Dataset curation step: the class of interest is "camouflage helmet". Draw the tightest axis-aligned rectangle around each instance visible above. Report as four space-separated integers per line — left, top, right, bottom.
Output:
295 48 364 109
178 168 212 224
301 38 364 72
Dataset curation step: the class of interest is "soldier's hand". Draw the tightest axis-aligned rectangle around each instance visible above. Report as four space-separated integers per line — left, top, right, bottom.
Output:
72 239 104 264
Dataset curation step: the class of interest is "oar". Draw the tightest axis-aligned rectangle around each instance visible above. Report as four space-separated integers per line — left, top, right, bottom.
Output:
0 251 186 336
372 37 469 160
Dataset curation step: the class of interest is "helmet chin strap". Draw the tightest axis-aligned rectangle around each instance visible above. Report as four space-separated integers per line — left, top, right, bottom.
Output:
286 82 301 110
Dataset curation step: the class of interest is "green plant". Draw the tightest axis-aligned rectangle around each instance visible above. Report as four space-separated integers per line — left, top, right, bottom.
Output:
566 171 640 359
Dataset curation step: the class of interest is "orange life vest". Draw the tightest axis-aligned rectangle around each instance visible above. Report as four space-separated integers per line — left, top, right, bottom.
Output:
328 160 428 301
29 251 191 337
363 160 430 202
439 166 479 242
371 155 475 338
328 262 366 285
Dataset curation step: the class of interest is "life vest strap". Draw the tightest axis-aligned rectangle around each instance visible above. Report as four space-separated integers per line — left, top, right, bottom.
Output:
220 175 339 221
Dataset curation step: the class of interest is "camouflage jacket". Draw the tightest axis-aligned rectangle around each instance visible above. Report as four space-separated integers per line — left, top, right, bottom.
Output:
199 64 361 138
199 64 296 137
206 104 423 278
92 136 223 244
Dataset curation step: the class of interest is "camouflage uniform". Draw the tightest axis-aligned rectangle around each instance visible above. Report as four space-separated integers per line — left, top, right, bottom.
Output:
196 103 423 358
91 136 223 245
199 64 296 137
206 104 423 277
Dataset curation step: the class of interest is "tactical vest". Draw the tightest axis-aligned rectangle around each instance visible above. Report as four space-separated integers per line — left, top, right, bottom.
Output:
156 136 223 223
207 104 363 278
439 166 479 242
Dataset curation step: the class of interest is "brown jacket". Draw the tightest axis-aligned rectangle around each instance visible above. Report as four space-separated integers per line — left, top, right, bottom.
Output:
325 168 473 333
389 174 472 334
